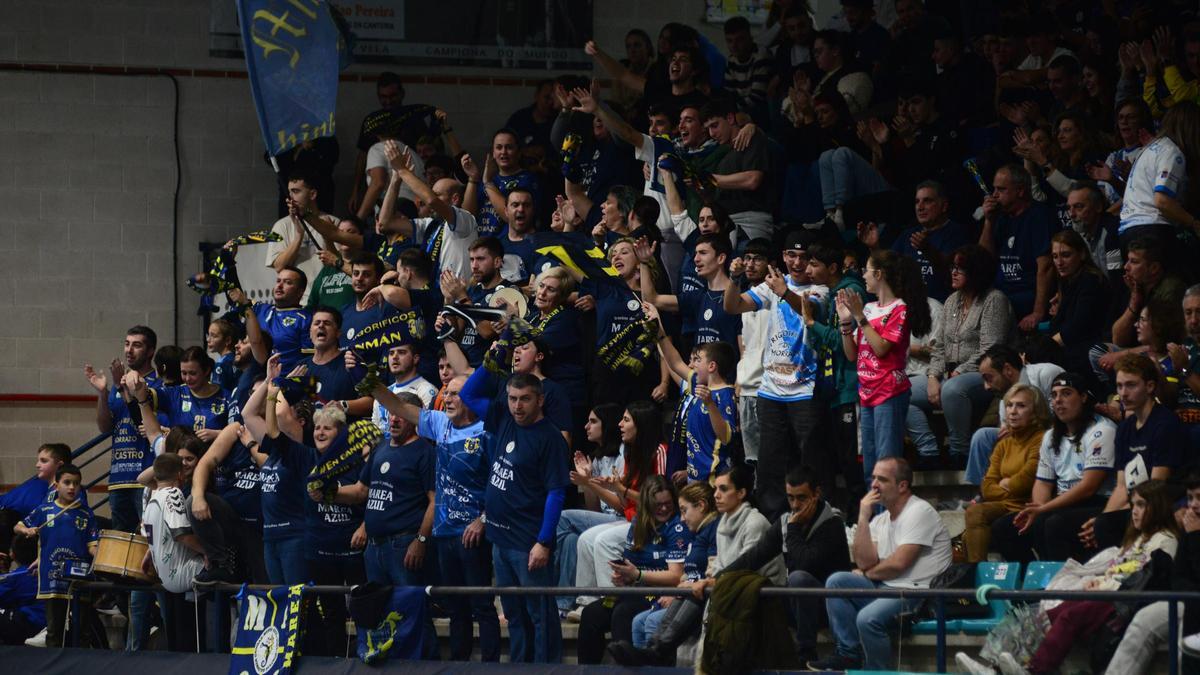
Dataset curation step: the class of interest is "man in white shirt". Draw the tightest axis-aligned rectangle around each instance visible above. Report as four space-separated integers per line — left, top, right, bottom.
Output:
264 173 339 305
811 457 951 671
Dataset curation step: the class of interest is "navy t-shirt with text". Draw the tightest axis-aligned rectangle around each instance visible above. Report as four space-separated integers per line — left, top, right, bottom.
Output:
482 411 570 551
359 437 435 538
258 434 313 542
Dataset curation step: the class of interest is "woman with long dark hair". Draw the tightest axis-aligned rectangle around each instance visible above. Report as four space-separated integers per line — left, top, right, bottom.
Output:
553 403 625 612
577 475 687 664
838 250 930 481
989 373 1116 564
564 401 667 618
1048 228 1109 375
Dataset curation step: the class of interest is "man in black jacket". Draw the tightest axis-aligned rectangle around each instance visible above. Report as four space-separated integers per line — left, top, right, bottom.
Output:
609 466 850 665
724 466 851 662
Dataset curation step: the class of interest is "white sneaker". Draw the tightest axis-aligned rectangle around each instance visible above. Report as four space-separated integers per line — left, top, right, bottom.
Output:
565 608 583 623
24 627 47 647
955 652 996 675
996 651 1028 675
1182 631 1200 657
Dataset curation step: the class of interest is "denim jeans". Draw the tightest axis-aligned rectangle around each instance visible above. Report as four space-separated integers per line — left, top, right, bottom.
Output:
965 426 999 485
436 536 500 661
860 390 911 483
738 395 762 463
908 373 990 457
817 146 891 210
493 545 562 663
263 536 309 585
364 533 428 586
788 570 823 652
632 605 667 648
554 510 620 611
824 571 920 669
109 488 153 651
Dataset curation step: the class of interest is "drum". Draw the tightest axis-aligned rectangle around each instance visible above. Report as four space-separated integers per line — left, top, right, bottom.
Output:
93 529 156 583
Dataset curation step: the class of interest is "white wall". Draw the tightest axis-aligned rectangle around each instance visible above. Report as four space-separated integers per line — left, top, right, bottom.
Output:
0 0 721 483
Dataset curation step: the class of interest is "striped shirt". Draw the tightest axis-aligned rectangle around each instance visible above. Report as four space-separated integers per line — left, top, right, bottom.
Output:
724 50 773 112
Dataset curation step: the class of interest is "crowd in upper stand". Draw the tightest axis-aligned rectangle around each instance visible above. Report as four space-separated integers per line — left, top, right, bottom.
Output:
9 1 1200 672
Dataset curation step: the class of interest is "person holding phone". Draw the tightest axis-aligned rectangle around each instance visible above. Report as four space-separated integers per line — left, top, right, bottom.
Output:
575 476 688 664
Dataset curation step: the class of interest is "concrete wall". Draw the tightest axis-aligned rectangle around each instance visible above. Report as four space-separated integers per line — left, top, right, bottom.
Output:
0 0 722 484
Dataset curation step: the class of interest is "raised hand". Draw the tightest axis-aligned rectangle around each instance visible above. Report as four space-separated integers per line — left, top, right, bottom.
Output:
460 153 481 182
857 221 880 248
728 257 746 278
109 359 126 390
633 237 656 265
266 353 282 381
867 117 890 146
83 364 108 392
571 86 598 114
764 265 788 298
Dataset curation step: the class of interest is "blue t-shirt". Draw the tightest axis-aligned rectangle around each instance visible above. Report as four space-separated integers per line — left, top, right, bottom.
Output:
583 279 645 350
306 453 364 560
1115 404 1187 485
157 384 229 432
679 284 741 346
683 517 719 581
684 377 740 482
259 434 313 542
677 230 705 335
108 370 160 490
461 282 509 366
533 305 586 402
501 235 537 285
0 564 44 628
22 501 99 599
359 437 436 538
890 221 970 303
622 515 690 571
989 202 1055 312
0 477 53 519
212 352 239 392
300 353 359 406
482 414 570 551
419 410 488 538
213 441 262 524
253 303 313 373
230 359 265 423
477 170 540 238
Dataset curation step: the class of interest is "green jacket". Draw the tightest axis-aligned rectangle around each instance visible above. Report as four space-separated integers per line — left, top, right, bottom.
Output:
806 273 867 408
701 570 798 675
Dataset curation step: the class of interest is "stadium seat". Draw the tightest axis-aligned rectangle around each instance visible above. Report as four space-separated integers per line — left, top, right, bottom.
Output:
911 561 1021 635
1020 561 1066 591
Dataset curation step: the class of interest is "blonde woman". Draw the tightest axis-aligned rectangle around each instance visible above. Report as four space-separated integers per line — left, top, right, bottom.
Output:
964 383 1052 562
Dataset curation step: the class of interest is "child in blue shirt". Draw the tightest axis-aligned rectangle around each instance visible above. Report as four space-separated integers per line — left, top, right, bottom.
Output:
15 464 99 647
646 305 740 482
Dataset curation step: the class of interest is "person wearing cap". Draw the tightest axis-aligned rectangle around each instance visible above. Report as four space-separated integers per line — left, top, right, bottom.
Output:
723 229 828 521
989 373 1116 564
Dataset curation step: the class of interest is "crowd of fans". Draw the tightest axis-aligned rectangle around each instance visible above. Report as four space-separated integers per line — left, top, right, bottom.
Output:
8 0 1200 672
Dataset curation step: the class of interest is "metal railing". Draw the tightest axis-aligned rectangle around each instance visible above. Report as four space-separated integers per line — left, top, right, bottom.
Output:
64 580 1200 673
71 432 113 511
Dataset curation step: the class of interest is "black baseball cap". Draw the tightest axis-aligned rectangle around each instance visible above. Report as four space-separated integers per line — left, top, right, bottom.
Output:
1050 372 1092 399
784 229 818 252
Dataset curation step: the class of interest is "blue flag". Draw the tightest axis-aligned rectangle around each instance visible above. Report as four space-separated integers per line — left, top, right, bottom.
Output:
236 0 343 156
